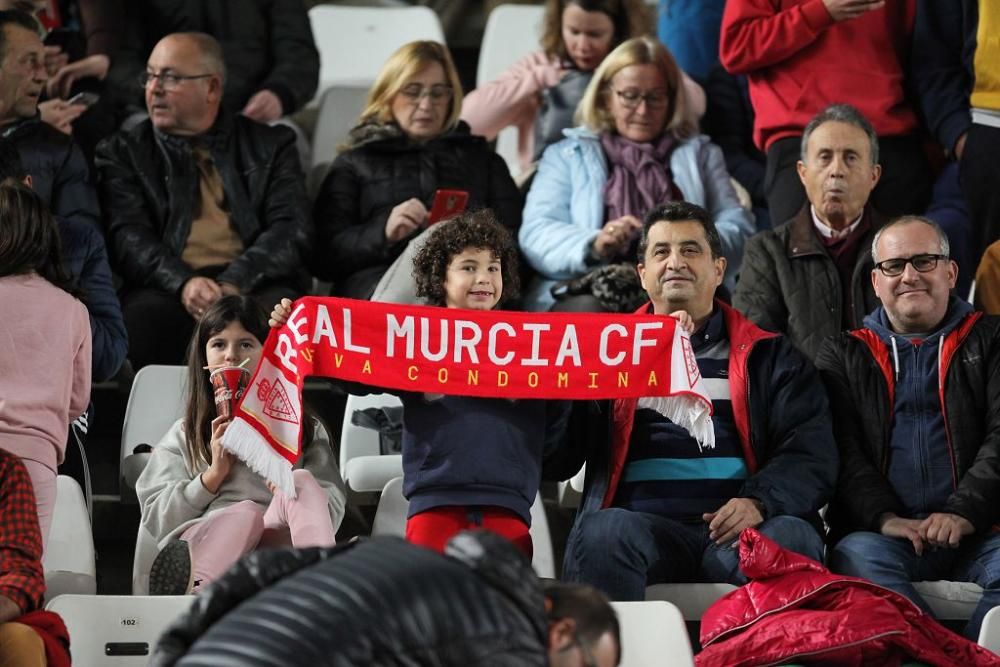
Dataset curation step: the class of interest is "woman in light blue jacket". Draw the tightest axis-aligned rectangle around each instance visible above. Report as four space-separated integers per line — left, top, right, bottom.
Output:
519 36 753 311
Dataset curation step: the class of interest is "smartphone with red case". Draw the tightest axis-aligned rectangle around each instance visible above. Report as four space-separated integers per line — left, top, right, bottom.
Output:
427 189 469 225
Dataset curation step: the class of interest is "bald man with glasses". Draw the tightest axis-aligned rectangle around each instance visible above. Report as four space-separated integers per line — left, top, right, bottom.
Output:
95 32 311 369
816 215 1000 641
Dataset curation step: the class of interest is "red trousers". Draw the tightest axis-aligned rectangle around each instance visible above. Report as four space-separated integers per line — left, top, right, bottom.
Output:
405 506 533 557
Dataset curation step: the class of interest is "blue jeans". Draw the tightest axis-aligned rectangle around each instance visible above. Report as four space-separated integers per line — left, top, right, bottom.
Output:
830 531 1000 640
562 508 824 600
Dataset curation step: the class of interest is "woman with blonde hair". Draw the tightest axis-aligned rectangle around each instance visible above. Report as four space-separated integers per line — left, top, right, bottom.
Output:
462 0 705 174
519 36 753 311
314 40 521 300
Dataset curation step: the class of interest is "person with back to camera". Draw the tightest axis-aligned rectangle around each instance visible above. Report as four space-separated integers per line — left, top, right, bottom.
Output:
274 210 693 556
0 180 90 553
135 295 346 596
518 36 753 312
312 40 522 301
461 0 705 174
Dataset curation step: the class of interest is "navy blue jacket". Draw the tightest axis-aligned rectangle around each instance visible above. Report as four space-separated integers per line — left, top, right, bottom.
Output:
58 216 128 381
817 300 1000 540
559 302 837 534
864 301 973 519
912 0 978 153
401 394 571 524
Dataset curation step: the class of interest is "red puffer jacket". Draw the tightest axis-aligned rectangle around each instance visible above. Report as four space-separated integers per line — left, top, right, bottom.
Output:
697 529 1000 667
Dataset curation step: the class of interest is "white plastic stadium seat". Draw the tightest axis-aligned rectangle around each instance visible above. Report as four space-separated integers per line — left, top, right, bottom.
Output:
646 580 984 622
340 393 404 497
645 583 738 621
611 601 695 667
913 580 983 620
476 4 546 179
43 476 97 599
978 605 1000 655
120 365 188 503
309 84 371 194
308 5 445 101
372 476 555 578
45 594 194 667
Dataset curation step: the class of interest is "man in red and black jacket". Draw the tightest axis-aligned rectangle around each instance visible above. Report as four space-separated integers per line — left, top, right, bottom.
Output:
559 202 837 602
817 215 1000 640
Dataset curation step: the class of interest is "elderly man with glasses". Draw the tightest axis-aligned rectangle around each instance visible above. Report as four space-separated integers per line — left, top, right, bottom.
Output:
815 214 1000 641
95 31 311 369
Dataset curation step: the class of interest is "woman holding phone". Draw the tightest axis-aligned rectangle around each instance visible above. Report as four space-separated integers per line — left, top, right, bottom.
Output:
313 41 521 301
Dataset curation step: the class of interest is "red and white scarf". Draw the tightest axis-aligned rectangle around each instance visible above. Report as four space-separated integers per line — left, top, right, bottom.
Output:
222 297 714 495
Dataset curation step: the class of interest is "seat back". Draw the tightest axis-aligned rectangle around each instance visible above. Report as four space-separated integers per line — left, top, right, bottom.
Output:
645 583 738 621
45 594 194 667
476 4 546 178
308 5 445 101
979 605 1000 655
309 84 371 195
611 601 694 667
340 392 403 470
120 365 187 502
43 476 96 599
372 476 554 578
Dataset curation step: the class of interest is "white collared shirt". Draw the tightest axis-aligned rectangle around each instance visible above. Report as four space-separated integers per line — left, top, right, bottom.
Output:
811 206 863 240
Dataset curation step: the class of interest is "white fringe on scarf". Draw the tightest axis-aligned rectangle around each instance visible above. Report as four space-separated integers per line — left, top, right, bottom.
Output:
644 394 716 451
221 417 297 497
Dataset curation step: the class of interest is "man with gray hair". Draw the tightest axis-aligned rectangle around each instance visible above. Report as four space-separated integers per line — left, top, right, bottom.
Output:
815 215 1000 640
96 31 311 369
734 103 884 360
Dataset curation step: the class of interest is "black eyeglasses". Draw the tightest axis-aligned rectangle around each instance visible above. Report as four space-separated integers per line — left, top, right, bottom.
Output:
139 71 213 91
874 253 949 277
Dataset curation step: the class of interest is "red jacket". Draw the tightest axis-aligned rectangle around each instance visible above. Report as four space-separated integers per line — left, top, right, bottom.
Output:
697 529 1000 666
719 0 918 151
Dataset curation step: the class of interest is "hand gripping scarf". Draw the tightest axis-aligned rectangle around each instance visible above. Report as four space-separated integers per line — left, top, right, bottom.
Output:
222 297 714 495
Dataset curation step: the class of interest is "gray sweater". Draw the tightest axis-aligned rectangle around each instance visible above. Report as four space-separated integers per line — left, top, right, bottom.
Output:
133 418 346 594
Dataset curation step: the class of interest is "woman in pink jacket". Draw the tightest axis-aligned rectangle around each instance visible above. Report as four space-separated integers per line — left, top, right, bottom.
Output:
462 0 705 174
0 181 91 550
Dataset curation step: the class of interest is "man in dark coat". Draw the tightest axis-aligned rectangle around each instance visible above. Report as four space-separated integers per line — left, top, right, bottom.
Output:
561 201 837 601
0 9 100 230
150 532 621 667
733 104 883 361
96 32 311 368
817 215 1000 640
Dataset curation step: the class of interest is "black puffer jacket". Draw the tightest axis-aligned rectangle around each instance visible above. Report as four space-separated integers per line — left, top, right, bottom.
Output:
733 206 884 361
95 114 311 295
2 116 100 229
151 533 549 666
816 309 1000 542
107 0 318 117
314 121 522 299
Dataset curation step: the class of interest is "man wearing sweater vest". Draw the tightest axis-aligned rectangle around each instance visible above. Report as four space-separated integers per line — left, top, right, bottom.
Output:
913 1 1000 311
816 215 1000 640
733 104 884 361
95 32 311 369
720 0 929 225
561 201 837 600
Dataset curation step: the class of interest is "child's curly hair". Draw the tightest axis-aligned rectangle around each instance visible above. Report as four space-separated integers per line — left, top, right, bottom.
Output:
412 208 520 307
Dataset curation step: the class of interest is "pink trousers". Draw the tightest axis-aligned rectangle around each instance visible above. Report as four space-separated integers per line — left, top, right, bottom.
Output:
20 460 55 552
180 469 335 592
